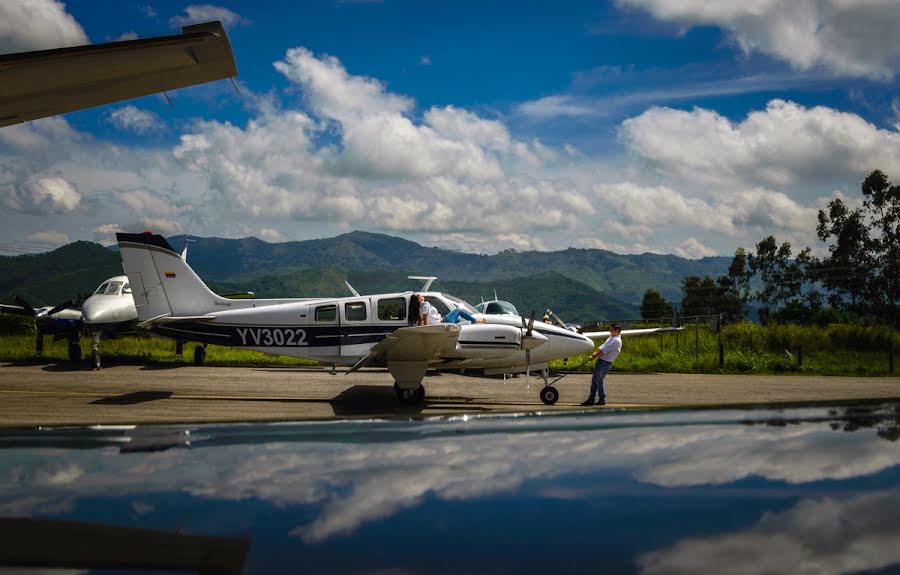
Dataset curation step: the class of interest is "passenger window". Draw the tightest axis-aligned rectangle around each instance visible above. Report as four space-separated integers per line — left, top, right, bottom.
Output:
315 305 337 322
425 297 450 316
345 302 367 321
377 297 406 321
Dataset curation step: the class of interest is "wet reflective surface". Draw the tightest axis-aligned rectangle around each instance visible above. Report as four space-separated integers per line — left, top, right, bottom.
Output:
1 403 899 574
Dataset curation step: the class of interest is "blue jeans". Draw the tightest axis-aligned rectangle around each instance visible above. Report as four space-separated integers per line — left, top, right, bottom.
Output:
445 309 477 324
589 359 612 401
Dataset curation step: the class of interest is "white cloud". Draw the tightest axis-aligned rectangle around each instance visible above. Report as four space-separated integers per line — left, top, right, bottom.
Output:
618 0 900 79
169 4 248 29
639 490 900 575
516 95 597 119
107 106 163 134
25 230 70 247
19 176 81 214
619 100 900 192
138 217 182 236
0 0 88 53
93 224 126 243
119 190 176 216
258 228 286 242
114 31 139 41
673 237 717 258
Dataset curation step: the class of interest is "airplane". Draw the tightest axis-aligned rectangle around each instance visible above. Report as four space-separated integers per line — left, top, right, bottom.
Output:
0 21 237 128
117 231 681 405
1 275 138 368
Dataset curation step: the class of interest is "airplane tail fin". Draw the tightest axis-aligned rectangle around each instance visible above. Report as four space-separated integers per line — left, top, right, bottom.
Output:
116 232 232 321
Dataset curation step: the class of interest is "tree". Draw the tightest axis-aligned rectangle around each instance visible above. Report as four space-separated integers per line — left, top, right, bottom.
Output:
640 289 675 322
816 198 874 315
720 247 752 321
681 276 724 317
861 170 900 326
748 236 801 323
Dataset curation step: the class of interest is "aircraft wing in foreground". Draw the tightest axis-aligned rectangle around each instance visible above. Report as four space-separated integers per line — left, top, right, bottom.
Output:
0 21 237 128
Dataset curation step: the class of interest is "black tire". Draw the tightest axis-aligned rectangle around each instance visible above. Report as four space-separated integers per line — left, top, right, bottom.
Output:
540 386 559 405
90 350 101 370
68 342 81 362
397 384 425 405
193 345 206 366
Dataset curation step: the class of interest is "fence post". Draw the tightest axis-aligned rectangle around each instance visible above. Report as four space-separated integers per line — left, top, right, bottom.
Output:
695 316 699 356
890 340 895 374
719 342 724 369
797 345 802 368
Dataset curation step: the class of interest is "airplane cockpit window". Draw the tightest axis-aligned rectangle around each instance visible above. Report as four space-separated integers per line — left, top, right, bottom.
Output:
485 301 519 316
104 281 123 296
122 283 132 295
315 305 337 322
345 302 367 322
377 297 406 321
93 282 110 295
443 294 478 314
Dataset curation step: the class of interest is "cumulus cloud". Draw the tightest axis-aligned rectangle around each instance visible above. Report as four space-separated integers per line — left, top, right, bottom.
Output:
26 230 70 246
619 100 900 192
107 106 163 134
3 176 82 214
618 0 900 79
516 95 597 119
114 31 139 41
258 228 286 242
138 217 182 236
119 189 177 216
93 224 126 243
0 0 89 53
169 4 248 29
638 490 900 575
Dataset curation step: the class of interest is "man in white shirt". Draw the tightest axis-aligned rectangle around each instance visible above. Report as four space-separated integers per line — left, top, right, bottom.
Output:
581 323 622 406
418 294 443 325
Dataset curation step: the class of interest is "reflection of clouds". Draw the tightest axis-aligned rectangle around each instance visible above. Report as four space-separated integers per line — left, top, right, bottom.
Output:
638 489 900 575
2 409 900 542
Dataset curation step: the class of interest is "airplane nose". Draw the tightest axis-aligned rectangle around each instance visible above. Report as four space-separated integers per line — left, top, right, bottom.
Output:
82 300 113 325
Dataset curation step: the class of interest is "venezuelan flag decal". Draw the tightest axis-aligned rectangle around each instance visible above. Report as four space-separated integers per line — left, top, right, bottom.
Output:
165 272 176 279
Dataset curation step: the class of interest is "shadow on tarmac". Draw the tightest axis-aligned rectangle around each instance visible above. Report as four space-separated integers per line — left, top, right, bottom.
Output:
91 391 174 405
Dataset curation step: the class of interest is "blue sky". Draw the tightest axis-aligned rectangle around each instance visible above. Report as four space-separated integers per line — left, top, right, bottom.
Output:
2 0 900 258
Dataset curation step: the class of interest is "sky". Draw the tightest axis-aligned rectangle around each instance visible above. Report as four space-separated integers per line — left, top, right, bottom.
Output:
1 0 899 258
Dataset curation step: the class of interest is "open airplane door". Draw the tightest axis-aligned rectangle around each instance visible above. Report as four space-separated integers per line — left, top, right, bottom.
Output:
0 21 237 127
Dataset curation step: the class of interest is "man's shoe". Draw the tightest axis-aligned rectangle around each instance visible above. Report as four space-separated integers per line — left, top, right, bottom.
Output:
596 399 606 406
579 399 595 406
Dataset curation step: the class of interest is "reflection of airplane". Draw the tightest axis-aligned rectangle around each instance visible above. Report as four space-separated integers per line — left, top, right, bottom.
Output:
117 232 680 405
0 21 237 128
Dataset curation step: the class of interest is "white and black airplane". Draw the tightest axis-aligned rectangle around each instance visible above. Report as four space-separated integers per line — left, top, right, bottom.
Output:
117 232 680 405
1 275 139 367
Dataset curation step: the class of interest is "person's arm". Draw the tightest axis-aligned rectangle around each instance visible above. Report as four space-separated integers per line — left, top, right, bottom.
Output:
590 339 609 360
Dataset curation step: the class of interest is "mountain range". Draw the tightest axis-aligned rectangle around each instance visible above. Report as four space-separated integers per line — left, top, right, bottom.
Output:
1 231 732 323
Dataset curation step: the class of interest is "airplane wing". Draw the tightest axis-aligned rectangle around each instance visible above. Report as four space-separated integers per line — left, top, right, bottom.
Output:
0 303 30 316
347 324 461 373
583 326 683 341
0 21 237 128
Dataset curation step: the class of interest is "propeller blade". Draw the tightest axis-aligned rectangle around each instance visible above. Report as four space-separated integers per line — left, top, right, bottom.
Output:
527 309 535 337
525 349 531 380
13 295 36 317
45 298 77 317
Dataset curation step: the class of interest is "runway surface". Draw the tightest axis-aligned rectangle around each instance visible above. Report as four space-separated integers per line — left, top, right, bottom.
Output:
0 362 898 427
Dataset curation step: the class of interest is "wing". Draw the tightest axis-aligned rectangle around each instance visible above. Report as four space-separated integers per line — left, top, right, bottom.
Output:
0 303 30 317
347 324 461 373
583 327 683 341
0 21 236 128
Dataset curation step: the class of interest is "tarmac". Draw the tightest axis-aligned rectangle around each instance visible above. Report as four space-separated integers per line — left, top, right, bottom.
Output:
0 362 898 428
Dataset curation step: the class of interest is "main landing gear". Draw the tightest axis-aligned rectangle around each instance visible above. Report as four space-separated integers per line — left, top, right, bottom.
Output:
394 383 425 405
67 340 81 363
193 344 207 365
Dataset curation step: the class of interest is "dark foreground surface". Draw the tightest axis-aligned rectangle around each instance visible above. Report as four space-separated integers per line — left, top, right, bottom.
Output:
1 402 899 574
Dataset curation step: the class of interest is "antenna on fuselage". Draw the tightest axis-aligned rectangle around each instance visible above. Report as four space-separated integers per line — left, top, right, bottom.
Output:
408 276 437 291
345 280 361 297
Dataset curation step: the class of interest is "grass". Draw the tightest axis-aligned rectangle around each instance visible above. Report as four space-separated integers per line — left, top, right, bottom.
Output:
0 321 897 376
0 335 319 367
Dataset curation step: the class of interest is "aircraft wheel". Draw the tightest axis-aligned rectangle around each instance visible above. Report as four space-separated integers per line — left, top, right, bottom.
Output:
396 384 425 405
539 386 559 405
68 342 81 362
193 345 206 366
90 350 101 370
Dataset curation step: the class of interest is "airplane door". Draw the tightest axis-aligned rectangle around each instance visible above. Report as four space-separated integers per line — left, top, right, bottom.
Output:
339 299 370 356
311 303 340 358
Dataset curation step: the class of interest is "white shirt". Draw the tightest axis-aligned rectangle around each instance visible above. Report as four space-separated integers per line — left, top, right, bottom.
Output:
598 335 622 363
420 301 442 325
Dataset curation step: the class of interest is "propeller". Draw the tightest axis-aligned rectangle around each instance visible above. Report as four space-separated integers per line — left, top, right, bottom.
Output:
521 309 536 378
12 295 36 317
14 295 78 318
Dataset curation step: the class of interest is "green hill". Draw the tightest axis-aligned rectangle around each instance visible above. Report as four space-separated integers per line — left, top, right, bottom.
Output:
0 242 122 305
